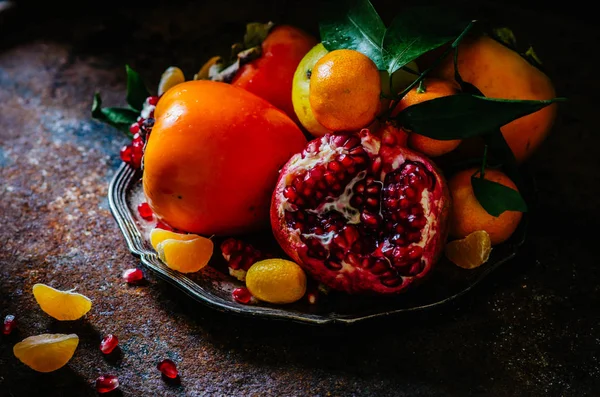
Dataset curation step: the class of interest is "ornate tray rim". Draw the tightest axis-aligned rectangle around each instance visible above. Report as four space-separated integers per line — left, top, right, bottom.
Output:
108 162 528 326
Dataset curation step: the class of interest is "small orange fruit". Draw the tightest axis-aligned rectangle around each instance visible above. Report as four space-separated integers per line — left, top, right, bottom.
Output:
156 236 214 273
13 333 79 372
394 78 462 157
445 230 492 269
448 168 523 245
149 228 198 251
309 49 381 132
245 259 307 304
32 284 92 321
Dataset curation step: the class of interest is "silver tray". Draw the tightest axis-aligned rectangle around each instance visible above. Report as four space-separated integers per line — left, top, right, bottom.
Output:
108 162 530 325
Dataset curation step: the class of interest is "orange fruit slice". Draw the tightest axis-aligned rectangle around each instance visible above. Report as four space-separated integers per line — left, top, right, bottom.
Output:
32 284 92 321
445 230 492 269
157 66 185 96
149 228 199 251
245 259 307 304
156 236 214 273
13 333 79 372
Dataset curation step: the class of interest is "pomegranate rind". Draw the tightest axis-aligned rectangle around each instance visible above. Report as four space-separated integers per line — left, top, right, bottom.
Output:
270 130 451 295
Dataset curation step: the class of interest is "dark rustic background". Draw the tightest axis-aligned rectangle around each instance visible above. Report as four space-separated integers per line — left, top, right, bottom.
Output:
1 0 599 396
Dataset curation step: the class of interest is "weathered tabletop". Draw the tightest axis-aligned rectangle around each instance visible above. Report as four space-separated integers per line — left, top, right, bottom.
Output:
1 1 599 396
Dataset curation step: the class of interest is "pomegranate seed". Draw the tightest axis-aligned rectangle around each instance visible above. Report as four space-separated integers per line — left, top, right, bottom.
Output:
147 96 159 106
129 123 140 135
100 334 119 354
155 220 174 231
232 287 252 304
95 375 119 394
157 359 178 379
119 144 133 163
123 268 144 284
137 202 154 221
3 314 15 335
307 291 318 304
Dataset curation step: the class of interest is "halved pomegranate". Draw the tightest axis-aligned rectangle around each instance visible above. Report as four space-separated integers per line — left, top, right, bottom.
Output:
270 129 451 295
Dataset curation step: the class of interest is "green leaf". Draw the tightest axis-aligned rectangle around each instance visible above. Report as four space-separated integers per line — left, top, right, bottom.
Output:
125 64 151 111
243 21 274 48
471 174 528 217
91 93 139 136
382 6 471 74
396 94 566 140
319 0 386 69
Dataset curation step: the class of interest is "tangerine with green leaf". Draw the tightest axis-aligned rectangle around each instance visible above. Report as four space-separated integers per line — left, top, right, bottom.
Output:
393 78 462 157
432 34 557 162
448 167 523 245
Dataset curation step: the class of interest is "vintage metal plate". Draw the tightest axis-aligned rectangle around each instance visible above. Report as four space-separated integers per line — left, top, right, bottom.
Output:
108 163 531 325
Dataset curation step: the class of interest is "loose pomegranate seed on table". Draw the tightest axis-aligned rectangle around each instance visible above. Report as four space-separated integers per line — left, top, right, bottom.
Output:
232 287 252 304
99 334 119 355
137 202 154 221
3 314 15 335
157 359 178 379
95 375 119 394
123 268 144 284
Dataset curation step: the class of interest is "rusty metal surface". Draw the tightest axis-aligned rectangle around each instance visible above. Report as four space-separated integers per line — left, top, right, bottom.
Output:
0 1 599 396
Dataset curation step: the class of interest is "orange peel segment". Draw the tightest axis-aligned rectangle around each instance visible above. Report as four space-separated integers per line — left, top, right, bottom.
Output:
445 230 492 269
13 333 79 372
32 284 92 321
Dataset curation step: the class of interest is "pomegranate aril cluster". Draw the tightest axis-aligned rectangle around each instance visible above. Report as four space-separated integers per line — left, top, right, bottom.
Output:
120 96 158 169
220 238 273 280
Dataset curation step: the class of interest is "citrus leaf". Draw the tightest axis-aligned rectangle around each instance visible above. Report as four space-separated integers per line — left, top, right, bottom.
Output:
125 64 151 111
383 6 471 74
471 174 528 217
319 0 386 69
396 94 566 140
91 93 138 136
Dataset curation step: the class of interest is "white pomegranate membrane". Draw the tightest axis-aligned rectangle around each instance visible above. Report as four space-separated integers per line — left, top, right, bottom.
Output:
271 129 450 295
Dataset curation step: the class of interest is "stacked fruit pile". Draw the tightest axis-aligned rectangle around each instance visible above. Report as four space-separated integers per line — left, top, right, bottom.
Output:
93 2 561 305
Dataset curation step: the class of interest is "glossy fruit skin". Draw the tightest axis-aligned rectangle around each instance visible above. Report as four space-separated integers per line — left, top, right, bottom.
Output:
309 49 381 132
394 78 462 157
143 80 307 235
291 43 333 137
448 168 523 245
433 35 557 162
232 25 317 123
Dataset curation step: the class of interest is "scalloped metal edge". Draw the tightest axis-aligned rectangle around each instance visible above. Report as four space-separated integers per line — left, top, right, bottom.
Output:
108 162 522 326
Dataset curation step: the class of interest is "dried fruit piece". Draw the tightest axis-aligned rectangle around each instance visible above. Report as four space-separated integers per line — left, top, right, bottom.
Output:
32 284 92 321
149 228 199 251
123 268 144 284
3 314 15 335
157 359 178 379
158 66 185 96
245 259 307 304
156 237 214 273
100 334 119 355
13 333 79 372
95 375 119 393
445 230 492 269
